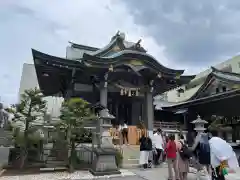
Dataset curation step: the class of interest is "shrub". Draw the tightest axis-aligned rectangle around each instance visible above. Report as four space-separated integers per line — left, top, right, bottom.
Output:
115 149 123 167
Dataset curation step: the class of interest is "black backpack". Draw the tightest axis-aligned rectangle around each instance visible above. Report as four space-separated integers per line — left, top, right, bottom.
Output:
179 141 192 160
199 134 210 153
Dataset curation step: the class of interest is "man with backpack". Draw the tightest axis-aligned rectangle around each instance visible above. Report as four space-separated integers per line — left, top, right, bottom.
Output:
191 132 211 180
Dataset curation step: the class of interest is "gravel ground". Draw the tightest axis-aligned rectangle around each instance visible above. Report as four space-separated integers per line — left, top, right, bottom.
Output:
1 167 240 180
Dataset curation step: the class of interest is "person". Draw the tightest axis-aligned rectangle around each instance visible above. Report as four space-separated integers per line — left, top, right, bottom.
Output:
152 128 164 165
209 136 239 180
177 135 190 180
162 133 168 163
191 132 211 180
118 121 129 145
165 134 179 180
139 132 152 169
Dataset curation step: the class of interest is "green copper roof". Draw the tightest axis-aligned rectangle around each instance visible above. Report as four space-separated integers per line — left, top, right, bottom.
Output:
189 67 240 100
82 49 184 75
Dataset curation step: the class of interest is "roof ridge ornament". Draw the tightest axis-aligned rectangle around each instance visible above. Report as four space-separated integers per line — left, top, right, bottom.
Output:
119 32 125 40
111 31 120 41
135 39 142 47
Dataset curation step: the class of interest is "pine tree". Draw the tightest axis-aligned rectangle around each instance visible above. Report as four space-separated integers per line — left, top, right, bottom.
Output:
58 97 95 172
10 88 47 168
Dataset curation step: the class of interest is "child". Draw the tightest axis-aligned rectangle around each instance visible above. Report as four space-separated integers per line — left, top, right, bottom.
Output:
165 134 179 180
177 135 190 180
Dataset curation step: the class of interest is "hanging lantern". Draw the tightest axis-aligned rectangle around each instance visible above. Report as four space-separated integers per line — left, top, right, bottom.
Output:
124 89 127 95
136 89 139 96
128 90 131 97
104 81 107 88
120 89 124 96
150 80 154 86
150 87 154 93
157 72 162 78
109 65 113 72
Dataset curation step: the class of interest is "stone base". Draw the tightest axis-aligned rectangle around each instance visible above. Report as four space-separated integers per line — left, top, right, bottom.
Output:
89 147 121 176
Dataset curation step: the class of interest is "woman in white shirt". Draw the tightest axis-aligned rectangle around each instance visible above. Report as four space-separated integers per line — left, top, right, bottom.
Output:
119 122 129 145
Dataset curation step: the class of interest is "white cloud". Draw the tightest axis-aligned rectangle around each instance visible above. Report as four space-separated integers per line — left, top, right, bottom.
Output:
0 0 171 105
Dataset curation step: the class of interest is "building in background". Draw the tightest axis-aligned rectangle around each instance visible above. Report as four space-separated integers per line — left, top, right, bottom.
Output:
157 55 240 103
19 63 63 120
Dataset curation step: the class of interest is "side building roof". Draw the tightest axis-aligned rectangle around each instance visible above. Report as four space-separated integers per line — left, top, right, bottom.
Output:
159 67 240 114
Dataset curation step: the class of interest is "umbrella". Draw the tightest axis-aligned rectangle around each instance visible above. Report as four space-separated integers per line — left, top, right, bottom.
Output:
209 137 233 161
209 137 239 170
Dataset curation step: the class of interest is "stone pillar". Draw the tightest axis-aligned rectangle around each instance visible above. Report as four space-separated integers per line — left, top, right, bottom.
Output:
100 84 107 109
144 88 154 137
90 74 120 176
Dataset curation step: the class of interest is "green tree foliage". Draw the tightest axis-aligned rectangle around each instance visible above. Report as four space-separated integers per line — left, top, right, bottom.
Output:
58 97 96 172
10 88 47 168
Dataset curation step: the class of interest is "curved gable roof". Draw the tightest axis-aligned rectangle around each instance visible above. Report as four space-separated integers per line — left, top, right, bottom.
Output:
189 67 240 100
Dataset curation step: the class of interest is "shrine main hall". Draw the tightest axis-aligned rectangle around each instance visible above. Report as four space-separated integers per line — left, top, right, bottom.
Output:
31 32 195 137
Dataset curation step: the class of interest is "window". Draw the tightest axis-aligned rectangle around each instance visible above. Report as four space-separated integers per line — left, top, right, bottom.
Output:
216 88 219 93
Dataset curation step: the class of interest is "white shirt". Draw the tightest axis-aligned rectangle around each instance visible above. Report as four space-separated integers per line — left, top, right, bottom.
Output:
152 133 163 150
118 124 128 131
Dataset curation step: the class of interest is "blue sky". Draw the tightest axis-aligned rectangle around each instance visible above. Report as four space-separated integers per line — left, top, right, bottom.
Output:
1 0 240 105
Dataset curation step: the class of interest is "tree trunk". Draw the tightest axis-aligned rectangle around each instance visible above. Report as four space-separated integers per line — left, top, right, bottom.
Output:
19 148 26 169
69 139 75 173
19 103 32 169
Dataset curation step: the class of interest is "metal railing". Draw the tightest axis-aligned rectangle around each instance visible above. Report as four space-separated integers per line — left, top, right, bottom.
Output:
154 121 183 130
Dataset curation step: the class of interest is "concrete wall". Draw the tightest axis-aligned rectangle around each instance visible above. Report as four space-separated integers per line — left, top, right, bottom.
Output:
19 63 63 118
18 63 39 101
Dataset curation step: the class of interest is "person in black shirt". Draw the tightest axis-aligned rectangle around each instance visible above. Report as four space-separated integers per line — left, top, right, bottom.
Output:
139 132 152 169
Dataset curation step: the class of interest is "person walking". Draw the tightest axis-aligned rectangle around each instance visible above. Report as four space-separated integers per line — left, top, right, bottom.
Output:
165 134 179 180
177 135 190 180
139 132 152 169
152 128 164 166
118 121 129 145
209 136 239 180
191 132 211 180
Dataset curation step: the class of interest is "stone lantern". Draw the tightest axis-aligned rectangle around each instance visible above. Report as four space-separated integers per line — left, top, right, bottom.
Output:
99 108 115 147
191 115 208 134
90 103 120 176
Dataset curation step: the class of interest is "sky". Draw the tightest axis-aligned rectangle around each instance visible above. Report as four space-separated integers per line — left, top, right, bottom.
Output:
1 0 240 105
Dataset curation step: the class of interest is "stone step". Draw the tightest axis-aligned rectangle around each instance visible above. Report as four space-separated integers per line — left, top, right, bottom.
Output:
46 160 66 164
40 167 67 172
46 162 67 168
120 145 140 168
46 156 58 161
123 158 139 165
122 145 140 160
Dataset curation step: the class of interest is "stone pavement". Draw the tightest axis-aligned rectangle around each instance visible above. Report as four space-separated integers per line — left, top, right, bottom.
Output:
1 167 240 180
132 166 240 180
